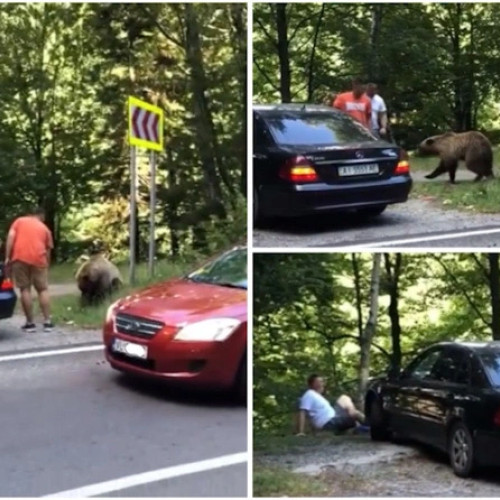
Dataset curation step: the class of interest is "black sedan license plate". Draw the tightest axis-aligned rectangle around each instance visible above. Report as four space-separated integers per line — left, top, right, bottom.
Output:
338 163 379 176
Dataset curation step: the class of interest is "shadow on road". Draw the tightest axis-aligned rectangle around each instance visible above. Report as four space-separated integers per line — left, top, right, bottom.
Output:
255 211 406 236
113 372 245 409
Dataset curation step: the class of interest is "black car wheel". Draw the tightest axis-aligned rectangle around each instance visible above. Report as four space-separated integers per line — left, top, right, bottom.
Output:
369 398 390 441
357 204 387 218
448 422 475 477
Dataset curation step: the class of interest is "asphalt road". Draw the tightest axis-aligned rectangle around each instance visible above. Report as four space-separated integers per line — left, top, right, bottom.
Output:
0 319 247 498
253 199 500 249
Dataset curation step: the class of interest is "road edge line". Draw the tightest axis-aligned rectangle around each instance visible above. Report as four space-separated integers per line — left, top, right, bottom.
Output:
42 452 248 498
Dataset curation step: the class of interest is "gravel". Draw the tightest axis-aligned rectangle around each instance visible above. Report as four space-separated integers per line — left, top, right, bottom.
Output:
255 435 500 496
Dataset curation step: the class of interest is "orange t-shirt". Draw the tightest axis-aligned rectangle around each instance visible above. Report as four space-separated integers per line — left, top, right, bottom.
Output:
10 216 53 268
333 92 372 128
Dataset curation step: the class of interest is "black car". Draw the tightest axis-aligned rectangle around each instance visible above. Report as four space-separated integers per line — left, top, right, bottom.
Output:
0 263 16 319
253 104 412 224
365 341 500 477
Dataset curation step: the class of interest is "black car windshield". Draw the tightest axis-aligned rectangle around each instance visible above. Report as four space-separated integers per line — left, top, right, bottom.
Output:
479 351 500 386
186 248 247 289
265 112 376 146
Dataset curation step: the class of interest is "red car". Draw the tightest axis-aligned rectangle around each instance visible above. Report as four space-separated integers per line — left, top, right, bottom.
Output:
103 247 247 401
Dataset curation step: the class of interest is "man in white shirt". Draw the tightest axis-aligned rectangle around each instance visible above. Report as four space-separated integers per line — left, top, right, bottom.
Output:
366 83 388 139
296 374 365 435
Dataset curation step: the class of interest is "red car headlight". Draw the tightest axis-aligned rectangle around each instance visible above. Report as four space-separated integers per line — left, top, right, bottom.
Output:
174 318 241 342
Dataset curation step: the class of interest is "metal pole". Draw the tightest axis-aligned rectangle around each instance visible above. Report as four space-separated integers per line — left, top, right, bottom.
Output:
129 145 137 285
148 151 156 278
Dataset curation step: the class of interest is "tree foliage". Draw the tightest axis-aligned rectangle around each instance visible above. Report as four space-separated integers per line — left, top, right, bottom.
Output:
0 3 246 261
253 3 500 147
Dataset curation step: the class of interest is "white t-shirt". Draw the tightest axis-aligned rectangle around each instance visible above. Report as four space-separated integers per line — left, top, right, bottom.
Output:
370 94 387 131
299 389 336 429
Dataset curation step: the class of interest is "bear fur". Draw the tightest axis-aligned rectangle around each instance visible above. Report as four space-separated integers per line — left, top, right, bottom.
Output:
75 253 122 306
418 131 494 183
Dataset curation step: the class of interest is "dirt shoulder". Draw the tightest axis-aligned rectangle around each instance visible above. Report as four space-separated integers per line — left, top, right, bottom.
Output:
254 434 500 497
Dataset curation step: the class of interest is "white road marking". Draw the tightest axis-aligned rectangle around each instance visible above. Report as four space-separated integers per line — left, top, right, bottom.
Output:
346 227 500 249
0 345 103 363
43 452 248 498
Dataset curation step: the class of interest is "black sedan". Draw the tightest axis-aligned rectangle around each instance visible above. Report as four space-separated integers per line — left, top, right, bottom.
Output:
0 263 16 319
365 341 500 477
253 104 412 225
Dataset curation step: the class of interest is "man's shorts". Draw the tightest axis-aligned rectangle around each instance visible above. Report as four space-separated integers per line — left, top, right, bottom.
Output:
10 261 48 292
322 403 356 433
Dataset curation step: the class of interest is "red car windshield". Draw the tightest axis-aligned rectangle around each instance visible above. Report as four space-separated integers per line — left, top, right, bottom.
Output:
186 248 247 290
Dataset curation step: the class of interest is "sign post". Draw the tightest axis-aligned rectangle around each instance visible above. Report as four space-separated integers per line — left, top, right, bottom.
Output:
148 151 156 279
129 145 137 285
128 96 164 285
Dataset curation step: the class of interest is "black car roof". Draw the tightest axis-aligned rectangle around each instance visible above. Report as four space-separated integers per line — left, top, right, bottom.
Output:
253 103 340 115
432 341 500 353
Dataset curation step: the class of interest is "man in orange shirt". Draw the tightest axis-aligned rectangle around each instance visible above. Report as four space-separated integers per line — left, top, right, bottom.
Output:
333 77 372 129
5 207 54 332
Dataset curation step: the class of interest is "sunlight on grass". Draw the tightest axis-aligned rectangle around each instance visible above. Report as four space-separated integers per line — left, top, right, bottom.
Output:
412 178 500 213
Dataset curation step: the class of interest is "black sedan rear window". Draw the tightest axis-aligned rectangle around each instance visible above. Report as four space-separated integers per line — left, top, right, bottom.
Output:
265 112 376 146
479 351 500 386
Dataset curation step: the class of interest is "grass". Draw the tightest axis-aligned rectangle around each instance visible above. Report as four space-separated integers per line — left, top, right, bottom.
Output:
407 147 500 213
411 177 500 213
253 465 329 497
254 433 338 454
50 258 199 329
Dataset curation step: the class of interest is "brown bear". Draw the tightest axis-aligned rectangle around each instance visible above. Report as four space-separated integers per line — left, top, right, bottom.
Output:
75 251 122 306
418 131 494 183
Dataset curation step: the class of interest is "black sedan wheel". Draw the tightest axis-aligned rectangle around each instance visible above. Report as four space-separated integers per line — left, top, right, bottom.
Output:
449 422 475 477
369 398 390 441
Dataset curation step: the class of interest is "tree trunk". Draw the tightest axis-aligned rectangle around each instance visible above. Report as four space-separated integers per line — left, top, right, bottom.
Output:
449 4 465 131
275 4 292 103
183 4 226 214
357 254 382 407
229 3 247 196
384 253 402 372
306 3 326 102
489 253 500 340
367 4 383 81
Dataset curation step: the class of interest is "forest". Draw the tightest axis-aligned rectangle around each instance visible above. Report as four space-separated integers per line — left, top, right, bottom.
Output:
253 3 500 148
0 3 246 263
253 252 500 434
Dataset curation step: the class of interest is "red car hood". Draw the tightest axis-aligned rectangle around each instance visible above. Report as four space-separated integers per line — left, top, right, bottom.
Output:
114 279 247 326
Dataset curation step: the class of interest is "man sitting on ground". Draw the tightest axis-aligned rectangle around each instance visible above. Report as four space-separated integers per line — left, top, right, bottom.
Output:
296 374 366 436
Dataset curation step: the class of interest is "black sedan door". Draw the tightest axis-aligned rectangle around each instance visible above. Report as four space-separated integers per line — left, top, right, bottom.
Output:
387 347 443 439
415 347 471 450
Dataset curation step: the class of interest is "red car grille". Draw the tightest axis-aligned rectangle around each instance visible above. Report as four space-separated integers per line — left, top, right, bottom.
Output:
115 313 164 339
